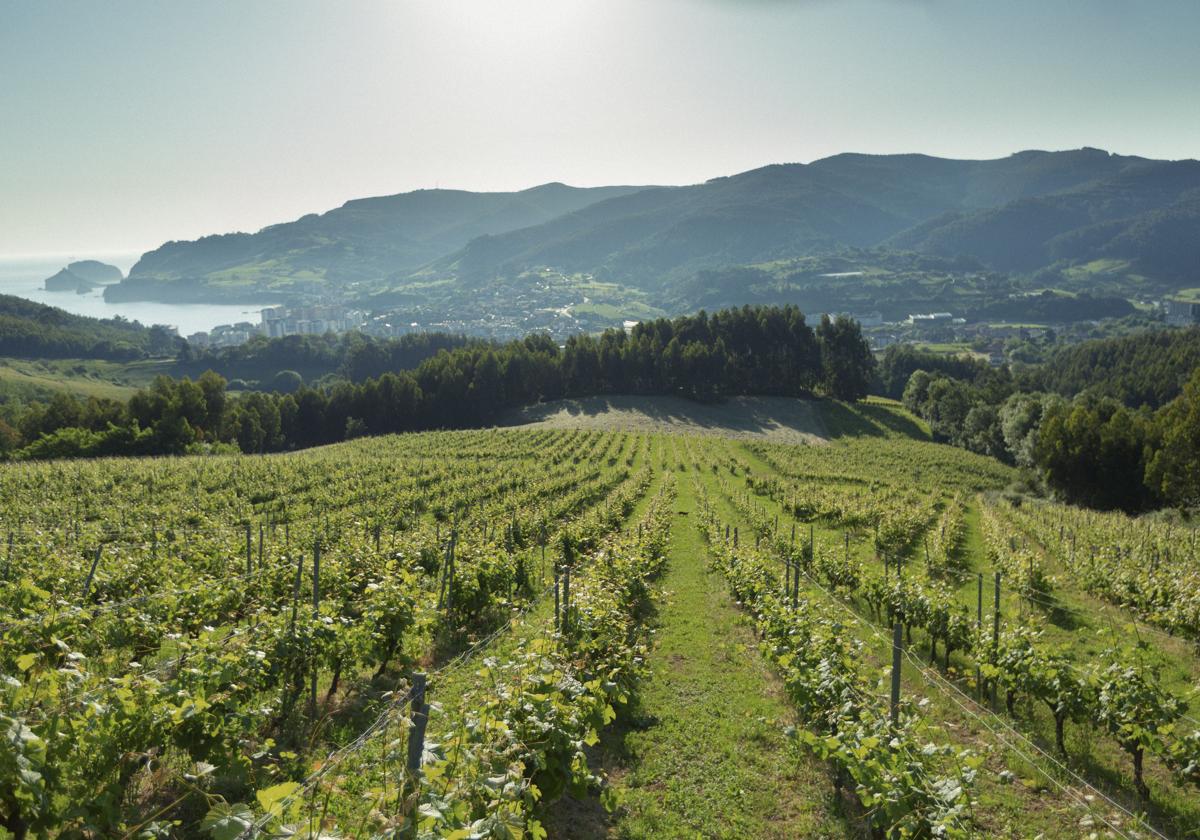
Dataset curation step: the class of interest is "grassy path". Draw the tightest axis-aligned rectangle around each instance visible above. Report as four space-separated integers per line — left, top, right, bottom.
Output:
546 459 850 839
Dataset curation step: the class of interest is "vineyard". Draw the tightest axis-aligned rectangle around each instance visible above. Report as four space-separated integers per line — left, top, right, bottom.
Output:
2 414 1200 838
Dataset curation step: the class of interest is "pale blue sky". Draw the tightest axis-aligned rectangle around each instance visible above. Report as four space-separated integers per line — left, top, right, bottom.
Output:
2 0 1198 256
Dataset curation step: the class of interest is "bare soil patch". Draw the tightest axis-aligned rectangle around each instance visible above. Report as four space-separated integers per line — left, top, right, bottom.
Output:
500 395 828 445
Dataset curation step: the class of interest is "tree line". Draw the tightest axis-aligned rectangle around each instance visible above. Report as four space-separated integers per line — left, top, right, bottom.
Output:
0 295 181 361
176 331 480 387
889 332 1200 512
1018 326 1200 409
0 306 874 461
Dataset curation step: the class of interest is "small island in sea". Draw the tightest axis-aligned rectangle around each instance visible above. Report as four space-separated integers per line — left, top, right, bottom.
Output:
44 259 124 293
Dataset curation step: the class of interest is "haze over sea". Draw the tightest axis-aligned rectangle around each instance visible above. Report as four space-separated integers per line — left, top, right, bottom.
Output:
0 253 270 336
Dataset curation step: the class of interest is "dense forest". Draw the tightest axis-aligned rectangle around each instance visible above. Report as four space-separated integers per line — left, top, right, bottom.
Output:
0 294 181 360
877 344 999 400
0 306 873 460
889 329 1200 511
1017 327 1200 408
176 331 479 387
969 290 1134 324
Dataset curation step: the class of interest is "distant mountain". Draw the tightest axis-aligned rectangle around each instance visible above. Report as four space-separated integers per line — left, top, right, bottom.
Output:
44 260 123 293
104 149 1200 316
439 148 1166 288
106 183 646 303
443 169 907 288
885 159 1200 277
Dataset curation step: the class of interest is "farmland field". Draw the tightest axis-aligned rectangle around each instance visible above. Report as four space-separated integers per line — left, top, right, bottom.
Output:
2 405 1199 839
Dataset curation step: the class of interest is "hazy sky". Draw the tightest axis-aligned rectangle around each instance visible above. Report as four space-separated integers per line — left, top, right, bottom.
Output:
2 0 1198 257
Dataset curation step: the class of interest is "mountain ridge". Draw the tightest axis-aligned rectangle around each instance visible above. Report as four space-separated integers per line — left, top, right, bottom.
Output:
111 182 648 302
103 148 1200 313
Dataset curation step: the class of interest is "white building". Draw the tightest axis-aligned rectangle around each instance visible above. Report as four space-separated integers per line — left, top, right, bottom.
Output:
1165 298 1200 327
259 305 365 338
907 312 953 324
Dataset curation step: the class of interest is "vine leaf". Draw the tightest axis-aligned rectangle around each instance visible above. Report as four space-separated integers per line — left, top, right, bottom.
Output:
256 781 300 817
200 802 253 840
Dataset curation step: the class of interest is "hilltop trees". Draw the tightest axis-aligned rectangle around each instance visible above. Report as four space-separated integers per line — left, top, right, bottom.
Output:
817 315 873 400
1145 368 1200 508
881 344 992 399
0 305 874 461
899 342 1200 512
999 393 1058 469
1035 397 1155 512
1017 327 1200 409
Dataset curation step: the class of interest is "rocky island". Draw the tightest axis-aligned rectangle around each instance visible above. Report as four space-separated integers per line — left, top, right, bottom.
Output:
44 260 124 293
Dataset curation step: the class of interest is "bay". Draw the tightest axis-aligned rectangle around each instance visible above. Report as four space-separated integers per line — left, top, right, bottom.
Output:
0 253 270 337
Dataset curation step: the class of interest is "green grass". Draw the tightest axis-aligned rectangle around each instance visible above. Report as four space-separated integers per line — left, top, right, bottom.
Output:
0 357 172 402
207 260 326 289
911 342 975 354
814 398 931 440
570 301 665 321
545 449 849 839
718 440 1197 837
709 443 1102 837
1062 258 1133 280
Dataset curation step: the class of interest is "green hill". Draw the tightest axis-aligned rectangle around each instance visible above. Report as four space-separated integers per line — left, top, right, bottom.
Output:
107 183 646 303
437 148 1166 288
886 160 1200 279
0 294 180 360
102 149 1200 316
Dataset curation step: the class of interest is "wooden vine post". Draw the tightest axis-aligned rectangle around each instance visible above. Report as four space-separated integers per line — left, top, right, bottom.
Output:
991 571 1001 707
791 553 799 610
288 550 303 635
562 565 572 637
975 573 983 701
82 546 102 600
890 619 903 729
310 540 321 715
554 565 561 630
406 673 429 783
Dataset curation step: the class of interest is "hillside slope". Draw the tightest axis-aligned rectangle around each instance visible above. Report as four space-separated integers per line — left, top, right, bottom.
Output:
501 394 830 444
0 294 181 360
108 182 646 302
103 148 1200 311
438 149 1186 288
886 160 1200 277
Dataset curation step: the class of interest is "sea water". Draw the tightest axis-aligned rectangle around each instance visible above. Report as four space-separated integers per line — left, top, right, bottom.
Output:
0 254 271 336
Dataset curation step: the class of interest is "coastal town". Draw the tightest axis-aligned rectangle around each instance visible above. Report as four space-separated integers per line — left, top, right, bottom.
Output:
183 294 1200 368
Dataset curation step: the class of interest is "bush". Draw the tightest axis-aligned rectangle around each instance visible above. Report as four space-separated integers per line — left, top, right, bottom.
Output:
270 370 304 393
